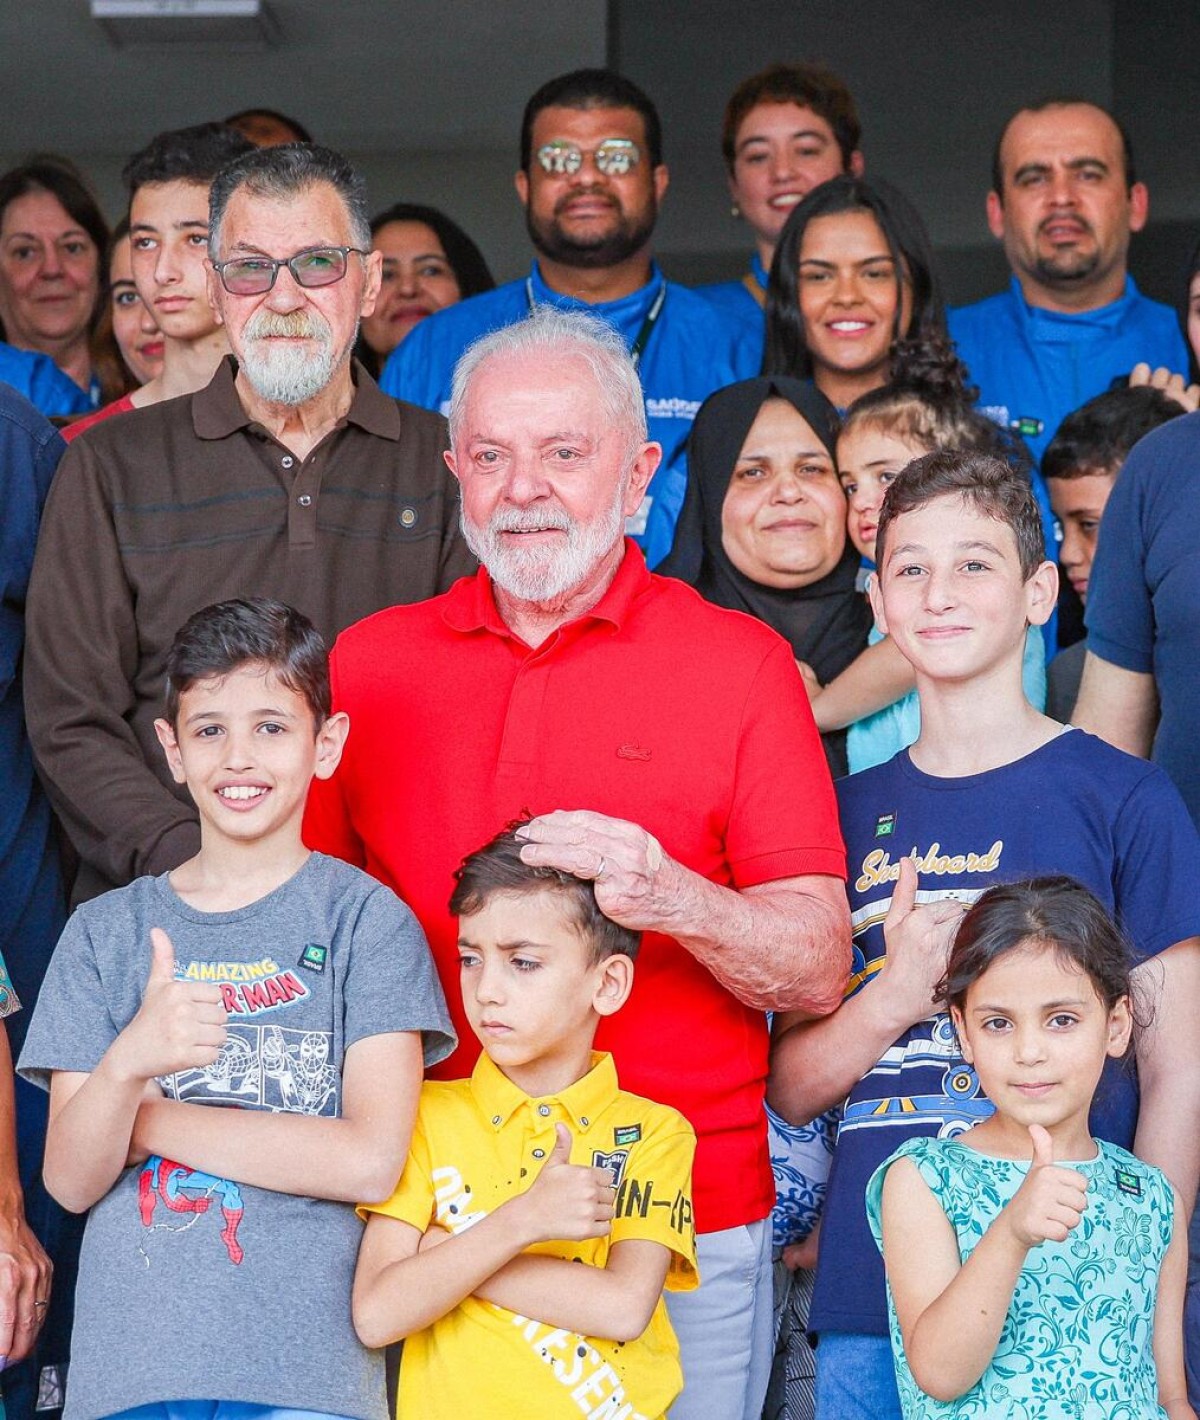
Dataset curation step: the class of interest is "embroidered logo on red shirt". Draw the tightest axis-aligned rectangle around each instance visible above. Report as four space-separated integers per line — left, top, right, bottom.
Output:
617 743 652 761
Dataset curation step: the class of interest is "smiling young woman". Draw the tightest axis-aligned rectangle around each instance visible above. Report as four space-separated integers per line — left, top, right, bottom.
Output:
764 176 945 412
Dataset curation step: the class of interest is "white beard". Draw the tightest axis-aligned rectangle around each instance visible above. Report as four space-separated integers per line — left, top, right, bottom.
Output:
462 480 628 604
235 308 346 406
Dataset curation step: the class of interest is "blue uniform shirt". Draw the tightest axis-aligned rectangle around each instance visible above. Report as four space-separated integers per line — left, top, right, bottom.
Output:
0 342 92 420
380 261 763 567
948 275 1187 469
694 252 768 328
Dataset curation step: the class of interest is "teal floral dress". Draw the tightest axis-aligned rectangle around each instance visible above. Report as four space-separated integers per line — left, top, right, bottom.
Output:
866 1136 1174 1419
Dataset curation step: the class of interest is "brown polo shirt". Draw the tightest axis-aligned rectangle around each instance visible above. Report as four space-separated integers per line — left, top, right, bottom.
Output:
25 357 474 898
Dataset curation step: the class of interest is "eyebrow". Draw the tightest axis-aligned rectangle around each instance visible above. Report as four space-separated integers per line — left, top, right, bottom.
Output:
737 445 829 462
971 997 1089 1014
843 457 906 474
381 251 445 264
130 218 209 234
887 537 1007 558
185 706 297 724
457 936 552 953
798 254 894 269
737 127 830 151
5 226 90 243
1012 157 1111 182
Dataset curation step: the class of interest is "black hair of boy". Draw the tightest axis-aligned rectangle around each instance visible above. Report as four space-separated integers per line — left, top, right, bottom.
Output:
163 597 330 728
1042 385 1187 483
721 62 861 172
450 822 641 965
122 122 256 200
939 874 1135 1019
874 448 1045 580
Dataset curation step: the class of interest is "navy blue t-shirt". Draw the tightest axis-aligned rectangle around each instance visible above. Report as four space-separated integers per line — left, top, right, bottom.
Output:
1086 410 1200 830
810 729 1200 1339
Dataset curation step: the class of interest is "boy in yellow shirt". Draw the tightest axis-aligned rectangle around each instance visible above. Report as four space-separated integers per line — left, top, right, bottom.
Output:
353 822 698 1418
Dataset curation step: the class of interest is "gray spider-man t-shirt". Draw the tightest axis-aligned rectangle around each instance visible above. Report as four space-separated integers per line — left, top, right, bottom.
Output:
20 852 454 1420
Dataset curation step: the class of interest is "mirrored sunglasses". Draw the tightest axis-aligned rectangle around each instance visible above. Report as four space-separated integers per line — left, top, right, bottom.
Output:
535 139 641 177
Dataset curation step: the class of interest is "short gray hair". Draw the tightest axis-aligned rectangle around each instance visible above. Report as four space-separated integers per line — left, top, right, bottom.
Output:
447 308 648 458
208 143 370 257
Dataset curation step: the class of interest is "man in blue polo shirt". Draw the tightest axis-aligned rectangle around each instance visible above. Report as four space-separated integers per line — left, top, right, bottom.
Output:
949 98 1186 477
380 68 762 568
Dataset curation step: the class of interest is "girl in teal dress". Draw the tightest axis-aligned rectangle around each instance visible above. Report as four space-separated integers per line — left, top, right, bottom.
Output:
867 876 1193 1420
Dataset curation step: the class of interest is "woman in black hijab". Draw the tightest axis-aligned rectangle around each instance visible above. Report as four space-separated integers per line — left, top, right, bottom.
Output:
660 376 870 774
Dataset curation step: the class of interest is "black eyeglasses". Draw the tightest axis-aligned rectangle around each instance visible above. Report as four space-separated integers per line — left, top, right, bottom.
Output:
211 245 369 296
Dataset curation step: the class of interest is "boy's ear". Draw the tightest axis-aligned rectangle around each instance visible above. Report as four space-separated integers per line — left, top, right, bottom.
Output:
153 717 187 785
867 569 889 637
1024 559 1059 628
591 953 634 1018
1106 993 1134 1058
312 711 350 781
949 1004 973 1063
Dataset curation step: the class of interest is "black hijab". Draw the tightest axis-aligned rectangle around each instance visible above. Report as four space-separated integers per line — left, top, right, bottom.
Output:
659 376 871 688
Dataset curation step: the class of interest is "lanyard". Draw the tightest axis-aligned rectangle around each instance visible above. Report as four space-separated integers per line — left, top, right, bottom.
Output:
524 278 667 370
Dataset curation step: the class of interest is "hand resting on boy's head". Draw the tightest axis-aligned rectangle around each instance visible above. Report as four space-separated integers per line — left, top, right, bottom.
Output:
516 811 675 934
876 857 968 1028
1000 1124 1089 1250
106 927 229 1082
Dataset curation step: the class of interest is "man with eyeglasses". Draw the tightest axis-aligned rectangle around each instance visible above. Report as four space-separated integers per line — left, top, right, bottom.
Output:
24 142 473 902
380 68 763 567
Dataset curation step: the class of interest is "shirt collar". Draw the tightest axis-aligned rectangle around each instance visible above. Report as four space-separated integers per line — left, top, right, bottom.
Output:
1008 273 1140 331
527 260 666 322
442 539 652 637
192 355 405 441
470 1049 620 1131
750 252 768 290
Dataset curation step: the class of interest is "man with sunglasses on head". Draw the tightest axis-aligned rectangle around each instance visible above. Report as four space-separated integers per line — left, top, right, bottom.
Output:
24 143 473 902
380 68 762 567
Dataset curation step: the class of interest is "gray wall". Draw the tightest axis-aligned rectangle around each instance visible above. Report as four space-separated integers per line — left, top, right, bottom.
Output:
1 1 1194 307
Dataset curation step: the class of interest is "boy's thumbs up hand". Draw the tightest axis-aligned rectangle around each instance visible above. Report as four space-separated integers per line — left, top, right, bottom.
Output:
514 1123 616 1245
106 928 229 1084
1001 1124 1089 1250
878 857 968 1029
148 927 178 983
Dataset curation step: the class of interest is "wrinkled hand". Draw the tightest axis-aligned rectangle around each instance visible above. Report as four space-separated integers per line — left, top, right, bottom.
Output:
1001 1124 1088 1249
877 858 968 1028
511 1124 616 1245
0 1198 52 1368
108 928 228 1082
1129 363 1200 413
517 809 680 933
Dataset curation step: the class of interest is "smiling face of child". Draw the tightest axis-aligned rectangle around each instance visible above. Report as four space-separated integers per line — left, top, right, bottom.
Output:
952 939 1131 1153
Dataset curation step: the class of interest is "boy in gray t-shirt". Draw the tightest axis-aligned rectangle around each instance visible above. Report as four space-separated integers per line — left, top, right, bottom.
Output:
19 598 455 1420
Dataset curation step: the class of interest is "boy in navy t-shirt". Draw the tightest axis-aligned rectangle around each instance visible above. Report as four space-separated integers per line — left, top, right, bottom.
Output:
769 449 1200 1420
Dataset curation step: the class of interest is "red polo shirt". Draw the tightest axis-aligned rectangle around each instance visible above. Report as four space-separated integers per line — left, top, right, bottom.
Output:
305 543 845 1232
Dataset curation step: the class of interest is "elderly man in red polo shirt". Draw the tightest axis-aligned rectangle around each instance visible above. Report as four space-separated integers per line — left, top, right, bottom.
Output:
304 307 851 1420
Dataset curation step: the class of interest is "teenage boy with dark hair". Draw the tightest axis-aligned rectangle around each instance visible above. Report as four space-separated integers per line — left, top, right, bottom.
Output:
354 822 698 1420
64 122 254 441
1042 383 1187 718
769 451 1200 1420
18 596 454 1420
